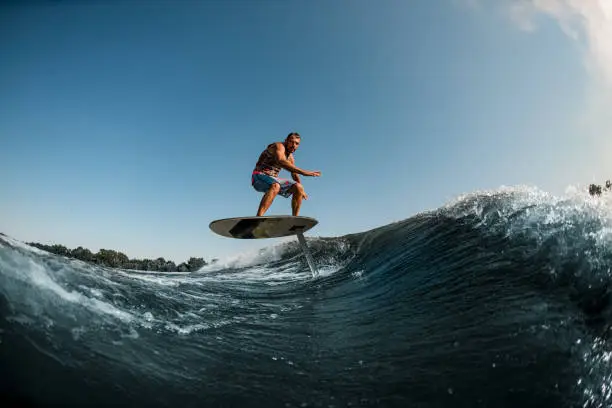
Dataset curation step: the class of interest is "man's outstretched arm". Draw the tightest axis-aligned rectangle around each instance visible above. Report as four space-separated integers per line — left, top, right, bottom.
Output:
272 143 320 177
290 155 301 183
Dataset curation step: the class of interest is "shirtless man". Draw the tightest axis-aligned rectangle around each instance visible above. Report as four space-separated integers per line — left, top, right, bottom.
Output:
251 132 321 216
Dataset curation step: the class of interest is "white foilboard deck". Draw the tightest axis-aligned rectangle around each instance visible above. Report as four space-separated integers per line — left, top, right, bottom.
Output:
209 216 318 239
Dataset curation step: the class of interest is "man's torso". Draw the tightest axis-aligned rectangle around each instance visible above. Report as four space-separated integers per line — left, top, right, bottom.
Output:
254 142 292 177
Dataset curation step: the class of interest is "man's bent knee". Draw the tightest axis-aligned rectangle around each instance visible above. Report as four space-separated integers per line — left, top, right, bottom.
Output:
268 183 281 194
292 183 305 196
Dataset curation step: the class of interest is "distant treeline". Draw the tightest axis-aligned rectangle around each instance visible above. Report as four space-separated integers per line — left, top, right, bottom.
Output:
26 242 208 272
589 179 611 196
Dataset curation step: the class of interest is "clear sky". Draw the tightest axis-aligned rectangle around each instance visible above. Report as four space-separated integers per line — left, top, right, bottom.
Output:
1 0 611 263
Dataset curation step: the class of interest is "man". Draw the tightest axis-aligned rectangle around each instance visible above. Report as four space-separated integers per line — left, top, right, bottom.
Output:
251 132 321 216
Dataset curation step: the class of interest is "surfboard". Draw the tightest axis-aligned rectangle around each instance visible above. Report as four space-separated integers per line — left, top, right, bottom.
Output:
209 215 318 239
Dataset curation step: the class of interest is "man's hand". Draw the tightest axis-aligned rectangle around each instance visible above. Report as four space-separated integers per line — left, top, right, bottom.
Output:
305 171 321 177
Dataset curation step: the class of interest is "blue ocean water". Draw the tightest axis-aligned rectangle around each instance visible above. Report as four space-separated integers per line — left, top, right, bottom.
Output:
1 186 612 408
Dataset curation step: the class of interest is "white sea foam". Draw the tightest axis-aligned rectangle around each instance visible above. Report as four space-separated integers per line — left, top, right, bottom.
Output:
441 184 612 251
116 271 182 287
0 245 134 323
0 234 49 256
197 239 294 273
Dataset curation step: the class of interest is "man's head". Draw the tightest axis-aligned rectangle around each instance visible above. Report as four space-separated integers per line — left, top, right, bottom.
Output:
284 132 301 154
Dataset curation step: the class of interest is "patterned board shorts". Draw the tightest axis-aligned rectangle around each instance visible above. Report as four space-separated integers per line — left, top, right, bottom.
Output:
251 172 297 198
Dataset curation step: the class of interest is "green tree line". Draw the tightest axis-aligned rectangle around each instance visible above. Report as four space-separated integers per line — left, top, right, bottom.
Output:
26 242 207 272
589 180 611 197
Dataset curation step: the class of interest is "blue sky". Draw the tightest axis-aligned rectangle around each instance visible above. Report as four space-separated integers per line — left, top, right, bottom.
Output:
1 0 610 263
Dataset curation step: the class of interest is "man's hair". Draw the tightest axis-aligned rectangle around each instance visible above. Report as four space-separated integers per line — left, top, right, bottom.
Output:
286 132 300 140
